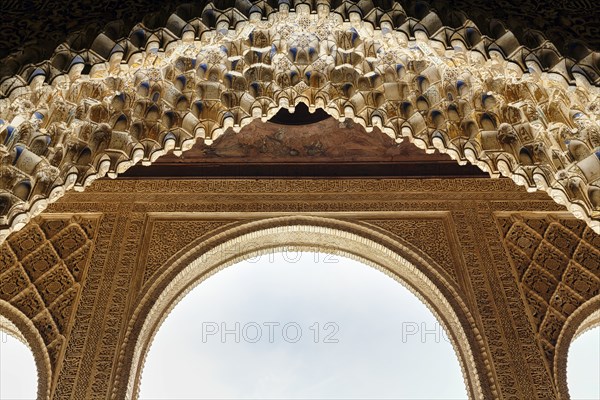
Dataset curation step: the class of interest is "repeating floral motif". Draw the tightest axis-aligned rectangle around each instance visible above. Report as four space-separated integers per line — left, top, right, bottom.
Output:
366 217 459 283
141 219 235 285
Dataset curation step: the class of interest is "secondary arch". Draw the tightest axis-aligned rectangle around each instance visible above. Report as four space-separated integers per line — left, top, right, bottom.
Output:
0 300 52 400
139 250 469 398
555 294 600 399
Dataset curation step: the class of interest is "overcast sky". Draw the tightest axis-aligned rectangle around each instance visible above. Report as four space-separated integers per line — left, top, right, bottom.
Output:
139 252 468 399
567 326 600 400
0 333 37 399
0 251 598 399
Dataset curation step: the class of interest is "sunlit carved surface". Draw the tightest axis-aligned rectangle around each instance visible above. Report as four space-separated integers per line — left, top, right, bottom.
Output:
2 1 600 84
1 2 600 241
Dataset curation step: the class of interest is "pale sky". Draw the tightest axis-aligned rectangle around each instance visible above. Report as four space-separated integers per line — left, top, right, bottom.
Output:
139 252 468 400
567 326 600 400
0 333 37 400
0 251 598 399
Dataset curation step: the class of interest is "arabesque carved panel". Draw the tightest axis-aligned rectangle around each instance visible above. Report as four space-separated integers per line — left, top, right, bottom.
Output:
497 214 600 382
0 214 99 383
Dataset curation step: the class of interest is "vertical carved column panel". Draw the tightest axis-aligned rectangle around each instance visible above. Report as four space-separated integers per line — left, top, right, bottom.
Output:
87 211 144 398
452 208 518 398
452 203 557 399
46 205 126 400
72 205 133 400
477 203 558 397
50 211 116 399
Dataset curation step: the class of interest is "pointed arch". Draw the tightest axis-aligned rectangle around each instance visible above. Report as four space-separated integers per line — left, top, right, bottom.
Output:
555 294 600 399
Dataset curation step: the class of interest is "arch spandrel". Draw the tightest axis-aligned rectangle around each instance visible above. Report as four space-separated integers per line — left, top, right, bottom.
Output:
1 2 600 242
114 216 489 400
0 213 100 399
496 213 600 399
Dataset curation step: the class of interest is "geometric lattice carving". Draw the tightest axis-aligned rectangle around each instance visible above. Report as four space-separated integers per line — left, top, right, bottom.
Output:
1 2 600 242
0 215 97 369
366 218 458 283
142 218 234 286
498 215 600 372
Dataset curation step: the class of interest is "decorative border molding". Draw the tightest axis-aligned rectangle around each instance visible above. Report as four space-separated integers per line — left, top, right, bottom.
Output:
554 294 600 400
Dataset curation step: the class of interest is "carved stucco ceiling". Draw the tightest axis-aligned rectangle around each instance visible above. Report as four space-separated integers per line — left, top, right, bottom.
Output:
1 1 600 241
1 0 599 81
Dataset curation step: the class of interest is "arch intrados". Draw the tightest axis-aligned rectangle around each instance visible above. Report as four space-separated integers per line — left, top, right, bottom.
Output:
118 216 487 400
555 294 600 400
0 300 52 400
